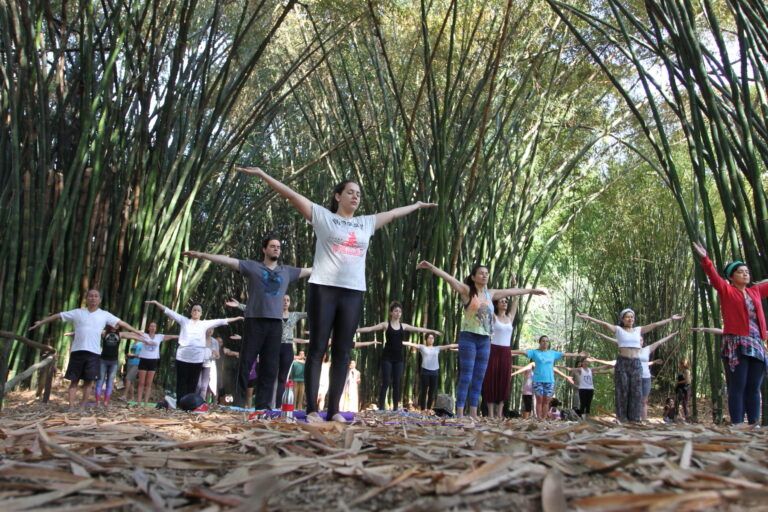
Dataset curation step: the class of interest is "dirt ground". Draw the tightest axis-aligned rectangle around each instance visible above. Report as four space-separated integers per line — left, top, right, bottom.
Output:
1 386 768 511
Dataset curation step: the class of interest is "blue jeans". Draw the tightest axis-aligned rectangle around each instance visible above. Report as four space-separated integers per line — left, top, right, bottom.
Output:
455 331 490 410
726 354 765 425
95 359 119 399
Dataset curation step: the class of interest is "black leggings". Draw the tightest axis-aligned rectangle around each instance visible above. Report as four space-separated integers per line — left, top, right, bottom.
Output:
675 385 690 420
305 284 363 418
176 361 202 399
275 343 295 408
235 318 282 409
379 359 404 410
522 394 533 413
578 389 594 415
419 370 438 410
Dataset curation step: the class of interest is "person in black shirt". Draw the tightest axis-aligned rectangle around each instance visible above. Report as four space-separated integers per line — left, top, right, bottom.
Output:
95 326 122 406
357 301 441 411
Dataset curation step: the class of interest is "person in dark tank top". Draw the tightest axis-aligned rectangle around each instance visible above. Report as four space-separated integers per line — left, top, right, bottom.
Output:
357 301 441 410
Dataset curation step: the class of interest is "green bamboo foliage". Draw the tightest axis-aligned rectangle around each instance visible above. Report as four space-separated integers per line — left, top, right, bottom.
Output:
548 0 768 421
0 0 338 379
241 1 634 407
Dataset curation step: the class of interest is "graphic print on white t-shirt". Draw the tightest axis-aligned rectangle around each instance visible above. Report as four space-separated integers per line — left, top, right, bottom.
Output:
309 204 376 291
333 231 365 259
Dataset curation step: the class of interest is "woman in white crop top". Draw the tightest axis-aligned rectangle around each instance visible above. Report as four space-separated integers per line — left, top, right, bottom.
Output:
594 330 679 420
577 309 683 423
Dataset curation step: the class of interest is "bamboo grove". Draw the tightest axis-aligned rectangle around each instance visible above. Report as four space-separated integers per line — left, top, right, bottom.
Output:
2 0 766 420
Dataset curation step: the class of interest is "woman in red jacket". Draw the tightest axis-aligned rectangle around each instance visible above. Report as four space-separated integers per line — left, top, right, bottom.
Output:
693 242 768 425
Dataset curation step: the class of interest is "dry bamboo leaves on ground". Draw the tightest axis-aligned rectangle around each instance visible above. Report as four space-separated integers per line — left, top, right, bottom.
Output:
1 400 768 510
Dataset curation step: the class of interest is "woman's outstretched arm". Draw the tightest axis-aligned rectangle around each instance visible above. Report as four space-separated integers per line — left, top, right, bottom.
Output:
640 315 684 335
237 167 313 221
690 326 723 335
647 331 679 353
577 313 618 334
490 287 546 301
594 331 619 345
402 323 441 336
375 202 437 230
356 322 387 334
417 261 469 299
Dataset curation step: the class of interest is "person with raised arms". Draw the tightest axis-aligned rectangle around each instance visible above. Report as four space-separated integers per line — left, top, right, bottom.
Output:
577 310 683 423
237 166 436 422
417 261 546 420
557 358 613 418
592 330 678 420
182 236 310 410
402 333 458 411
482 292 519 419
145 300 242 403
511 362 536 419
692 242 768 426
511 335 584 420
225 294 309 409
122 321 178 407
357 301 442 411
29 289 145 411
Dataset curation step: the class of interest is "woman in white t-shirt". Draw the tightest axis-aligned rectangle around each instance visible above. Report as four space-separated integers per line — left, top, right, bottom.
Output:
577 310 683 423
237 166 436 422
403 333 458 411
560 359 613 417
146 300 242 402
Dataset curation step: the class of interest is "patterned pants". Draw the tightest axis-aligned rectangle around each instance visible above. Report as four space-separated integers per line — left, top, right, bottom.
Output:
614 356 642 422
455 331 491 409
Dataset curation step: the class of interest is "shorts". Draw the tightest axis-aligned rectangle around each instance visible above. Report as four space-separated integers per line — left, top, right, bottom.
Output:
65 351 100 382
125 364 139 383
522 394 533 412
641 378 652 398
533 382 555 397
138 358 159 371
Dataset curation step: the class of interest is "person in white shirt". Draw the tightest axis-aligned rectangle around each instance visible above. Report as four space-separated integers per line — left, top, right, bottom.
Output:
29 289 144 410
196 328 222 402
577 310 683 423
237 166 436 422
559 359 613 417
121 321 179 407
145 300 242 401
403 333 457 411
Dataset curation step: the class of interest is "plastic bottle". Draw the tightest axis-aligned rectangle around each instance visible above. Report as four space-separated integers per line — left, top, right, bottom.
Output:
280 380 295 419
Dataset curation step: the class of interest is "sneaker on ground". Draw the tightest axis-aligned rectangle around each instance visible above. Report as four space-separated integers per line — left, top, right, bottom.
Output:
248 409 268 421
192 403 209 414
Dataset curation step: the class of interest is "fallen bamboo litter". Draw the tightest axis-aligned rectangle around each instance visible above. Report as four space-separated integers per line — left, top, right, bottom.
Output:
1 392 768 510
